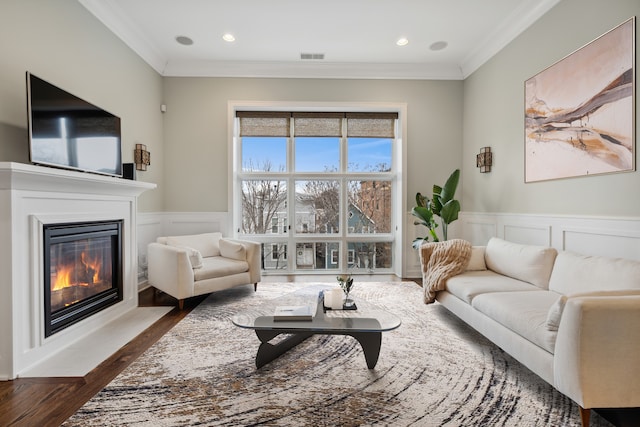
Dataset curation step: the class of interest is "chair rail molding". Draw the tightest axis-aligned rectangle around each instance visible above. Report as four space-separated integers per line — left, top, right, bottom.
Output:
459 212 640 260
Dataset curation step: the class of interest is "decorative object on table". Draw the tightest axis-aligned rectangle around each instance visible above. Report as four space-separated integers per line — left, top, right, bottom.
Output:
337 275 355 308
411 168 460 248
476 147 492 173
525 17 635 183
134 143 151 171
323 288 344 310
273 305 315 321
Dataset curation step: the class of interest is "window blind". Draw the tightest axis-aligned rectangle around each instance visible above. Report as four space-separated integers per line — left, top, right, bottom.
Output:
346 113 398 138
237 111 290 137
292 112 343 137
236 111 398 138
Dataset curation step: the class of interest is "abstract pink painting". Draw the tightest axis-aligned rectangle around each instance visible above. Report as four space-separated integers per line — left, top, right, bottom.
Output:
525 18 635 182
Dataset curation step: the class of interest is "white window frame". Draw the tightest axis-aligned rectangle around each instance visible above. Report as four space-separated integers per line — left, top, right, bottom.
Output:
228 101 406 277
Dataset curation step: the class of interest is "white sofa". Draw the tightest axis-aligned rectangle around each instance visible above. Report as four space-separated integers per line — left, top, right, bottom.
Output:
148 232 261 309
421 237 640 427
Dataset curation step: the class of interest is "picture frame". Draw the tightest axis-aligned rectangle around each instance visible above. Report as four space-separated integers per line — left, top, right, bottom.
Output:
524 17 635 183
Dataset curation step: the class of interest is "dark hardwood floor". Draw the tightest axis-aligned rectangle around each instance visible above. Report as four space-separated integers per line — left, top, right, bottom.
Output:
1 282 638 427
0 288 207 427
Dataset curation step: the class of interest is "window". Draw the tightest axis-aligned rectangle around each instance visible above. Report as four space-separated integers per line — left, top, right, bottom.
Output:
331 250 338 265
235 109 399 275
271 244 287 261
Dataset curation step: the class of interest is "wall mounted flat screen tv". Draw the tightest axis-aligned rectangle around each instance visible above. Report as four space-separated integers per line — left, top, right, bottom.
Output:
27 72 122 177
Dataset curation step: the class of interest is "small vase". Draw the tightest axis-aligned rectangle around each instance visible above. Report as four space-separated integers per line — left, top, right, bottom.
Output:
343 292 355 308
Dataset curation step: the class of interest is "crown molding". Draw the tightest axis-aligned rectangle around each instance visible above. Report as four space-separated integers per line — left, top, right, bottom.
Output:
460 0 561 78
80 0 560 80
79 0 167 73
162 60 464 80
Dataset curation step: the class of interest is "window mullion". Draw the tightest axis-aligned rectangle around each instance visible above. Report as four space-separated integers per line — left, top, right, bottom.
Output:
340 116 348 271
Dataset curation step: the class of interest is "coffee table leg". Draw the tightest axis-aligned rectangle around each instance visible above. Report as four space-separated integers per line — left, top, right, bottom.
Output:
348 332 382 369
254 331 314 369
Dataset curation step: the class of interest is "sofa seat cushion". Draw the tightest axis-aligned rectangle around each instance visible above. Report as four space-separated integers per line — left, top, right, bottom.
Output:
446 270 543 304
193 256 249 281
471 291 559 354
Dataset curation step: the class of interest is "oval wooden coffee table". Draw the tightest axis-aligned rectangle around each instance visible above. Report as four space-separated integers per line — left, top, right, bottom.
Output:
232 285 401 369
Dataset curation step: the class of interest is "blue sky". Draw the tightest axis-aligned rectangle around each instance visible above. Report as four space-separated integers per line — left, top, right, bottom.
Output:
242 137 392 172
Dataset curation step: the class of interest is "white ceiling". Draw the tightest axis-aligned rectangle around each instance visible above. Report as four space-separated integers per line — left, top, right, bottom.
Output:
79 0 560 80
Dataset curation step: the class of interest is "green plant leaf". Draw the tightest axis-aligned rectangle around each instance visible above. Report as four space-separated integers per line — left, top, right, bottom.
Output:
411 206 434 224
440 199 461 224
439 169 460 204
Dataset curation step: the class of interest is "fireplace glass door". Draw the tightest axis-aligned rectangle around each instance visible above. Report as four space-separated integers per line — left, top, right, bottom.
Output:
44 220 123 337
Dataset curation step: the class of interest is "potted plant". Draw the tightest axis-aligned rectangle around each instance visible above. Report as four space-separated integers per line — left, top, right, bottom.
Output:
411 169 460 248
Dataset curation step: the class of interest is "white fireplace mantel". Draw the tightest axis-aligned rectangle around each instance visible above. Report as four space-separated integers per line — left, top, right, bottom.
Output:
0 162 156 380
0 161 154 196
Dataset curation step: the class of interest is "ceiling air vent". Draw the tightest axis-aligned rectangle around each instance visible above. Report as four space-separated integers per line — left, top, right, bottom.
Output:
300 53 325 60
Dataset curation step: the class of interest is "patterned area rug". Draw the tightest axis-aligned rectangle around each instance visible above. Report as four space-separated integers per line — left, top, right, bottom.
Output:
64 282 611 426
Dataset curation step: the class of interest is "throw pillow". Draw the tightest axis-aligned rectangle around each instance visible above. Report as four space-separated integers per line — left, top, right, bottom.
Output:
219 238 246 261
466 246 487 271
175 246 203 269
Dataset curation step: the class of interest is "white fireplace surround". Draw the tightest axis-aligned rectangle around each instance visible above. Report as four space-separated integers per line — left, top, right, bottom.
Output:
0 162 155 380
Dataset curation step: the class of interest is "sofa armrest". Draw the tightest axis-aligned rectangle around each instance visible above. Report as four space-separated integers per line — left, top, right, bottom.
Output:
553 294 640 409
147 242 195 300
225 238 262 284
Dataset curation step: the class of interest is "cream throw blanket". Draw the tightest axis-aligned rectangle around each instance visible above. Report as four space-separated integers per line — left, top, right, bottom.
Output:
420 239 472 304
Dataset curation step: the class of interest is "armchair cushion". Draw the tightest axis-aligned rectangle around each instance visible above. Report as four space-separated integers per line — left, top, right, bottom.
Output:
166 232 222 257
193 257 249 281
179 246 203 269
219 238 247 261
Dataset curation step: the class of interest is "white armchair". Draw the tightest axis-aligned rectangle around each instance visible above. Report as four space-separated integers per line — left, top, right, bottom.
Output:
147 232 261 309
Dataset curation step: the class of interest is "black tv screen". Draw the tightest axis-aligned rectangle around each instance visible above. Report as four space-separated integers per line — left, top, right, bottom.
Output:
27 72 122 177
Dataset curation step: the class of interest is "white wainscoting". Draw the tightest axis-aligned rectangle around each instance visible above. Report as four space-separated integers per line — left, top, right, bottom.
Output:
461 212 640 259
142 211 640 280
404 211 640 278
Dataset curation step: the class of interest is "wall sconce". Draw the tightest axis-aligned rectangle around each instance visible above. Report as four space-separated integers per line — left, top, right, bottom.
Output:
134 144 150 171
476 146 492 173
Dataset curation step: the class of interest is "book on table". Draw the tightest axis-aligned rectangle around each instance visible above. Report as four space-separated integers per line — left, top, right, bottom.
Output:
273 305 316 321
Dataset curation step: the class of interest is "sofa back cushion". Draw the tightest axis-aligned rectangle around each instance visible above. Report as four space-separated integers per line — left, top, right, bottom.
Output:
165 232 222 258
549 251 640 295
484 238 558 289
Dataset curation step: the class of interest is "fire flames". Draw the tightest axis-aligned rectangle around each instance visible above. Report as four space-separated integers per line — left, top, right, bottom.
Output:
51 250 103 291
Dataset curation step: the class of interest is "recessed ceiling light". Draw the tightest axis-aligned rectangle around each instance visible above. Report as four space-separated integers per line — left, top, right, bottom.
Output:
396 38 409 46
223 33 236 42
430 41 448 51
175 35 194 46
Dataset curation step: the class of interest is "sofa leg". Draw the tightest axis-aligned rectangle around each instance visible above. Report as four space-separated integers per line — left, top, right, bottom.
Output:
254 283 258 292
579 406 590 427
178 299 184 310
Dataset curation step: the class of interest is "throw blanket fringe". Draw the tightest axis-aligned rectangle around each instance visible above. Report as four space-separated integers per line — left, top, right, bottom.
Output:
420 239 472 304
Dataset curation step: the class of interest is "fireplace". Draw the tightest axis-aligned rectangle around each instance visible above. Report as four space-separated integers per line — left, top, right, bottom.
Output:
43 220 123 337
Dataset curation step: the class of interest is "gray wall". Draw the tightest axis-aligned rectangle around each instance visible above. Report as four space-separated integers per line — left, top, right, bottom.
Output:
0 0 164 211
162 77 463 212
462 0 640 216
2 0 638 219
